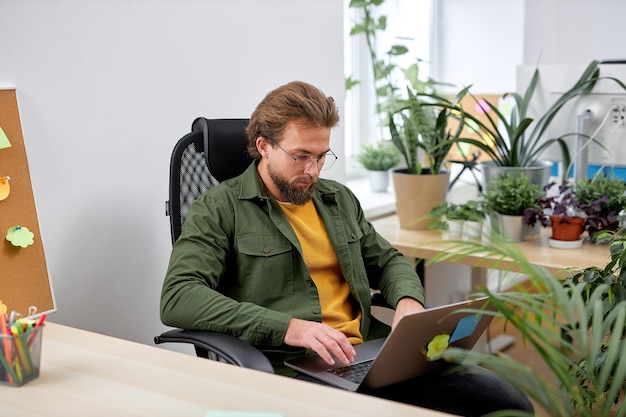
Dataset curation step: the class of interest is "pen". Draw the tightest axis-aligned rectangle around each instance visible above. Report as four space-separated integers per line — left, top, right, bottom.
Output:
35 313 47 328
0 313 13 383
11 324 34 375
13 356 23 383
0 349 18 383
25 314 46 349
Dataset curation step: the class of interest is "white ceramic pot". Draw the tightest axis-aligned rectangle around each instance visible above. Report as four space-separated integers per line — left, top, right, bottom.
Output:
463 220 482 241
367 170 390 193
447 219 464 239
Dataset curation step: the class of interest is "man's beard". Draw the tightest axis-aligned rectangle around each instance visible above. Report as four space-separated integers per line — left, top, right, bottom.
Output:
268 163 317 205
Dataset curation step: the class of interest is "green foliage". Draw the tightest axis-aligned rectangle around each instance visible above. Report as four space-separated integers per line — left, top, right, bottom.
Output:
388 88 466 175
431 200 486 222
412 61 626 180
567 230 626 319
458 200 488 222
428 232 626 417
429 200 487 230
455 61 605 171
573 171 626 235
357 140 400 170
483 173 543 216
346 0 438 131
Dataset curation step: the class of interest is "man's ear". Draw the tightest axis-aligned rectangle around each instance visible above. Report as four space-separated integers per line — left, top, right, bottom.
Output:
257 137 271 158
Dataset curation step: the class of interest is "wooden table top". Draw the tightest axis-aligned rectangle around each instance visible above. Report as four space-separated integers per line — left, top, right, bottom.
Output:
0 322 451 417
371 215 611 276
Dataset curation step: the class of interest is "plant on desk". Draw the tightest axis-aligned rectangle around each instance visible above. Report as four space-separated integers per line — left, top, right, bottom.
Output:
483 172 543 242
429 229 626 417
524 181 591 248
572 170 626 238
430 200 486 240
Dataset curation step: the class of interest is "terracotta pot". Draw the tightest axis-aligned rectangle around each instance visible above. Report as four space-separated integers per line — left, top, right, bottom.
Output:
550 215 585 241
392 169 449 230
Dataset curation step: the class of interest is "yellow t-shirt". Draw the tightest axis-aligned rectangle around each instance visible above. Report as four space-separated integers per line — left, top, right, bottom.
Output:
279 200 363 343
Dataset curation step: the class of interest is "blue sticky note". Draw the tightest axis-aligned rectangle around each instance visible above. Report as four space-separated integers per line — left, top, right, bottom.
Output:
449 314 481 343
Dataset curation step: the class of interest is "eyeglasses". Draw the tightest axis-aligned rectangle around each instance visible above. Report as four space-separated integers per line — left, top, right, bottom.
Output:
273 143 337 171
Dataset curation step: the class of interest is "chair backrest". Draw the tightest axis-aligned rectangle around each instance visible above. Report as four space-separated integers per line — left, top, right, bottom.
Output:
166 118 250 245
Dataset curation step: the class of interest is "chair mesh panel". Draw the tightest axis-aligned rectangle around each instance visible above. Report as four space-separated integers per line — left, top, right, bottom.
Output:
178 141 216 230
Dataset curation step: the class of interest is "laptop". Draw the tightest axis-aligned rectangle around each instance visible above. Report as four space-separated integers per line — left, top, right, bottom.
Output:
285 297 494 392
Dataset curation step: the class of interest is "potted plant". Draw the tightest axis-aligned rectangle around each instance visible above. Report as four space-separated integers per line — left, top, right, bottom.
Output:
429 201 464 238
458 199 487 241
428 230 626 417
572 170 626 238
347 0 455 230
430 199 487 240
357 140 400 192
483 172 543 242
418 60 626 190
524 181 592 248
388 88 467 230
464 61 602 185
346 0 437 139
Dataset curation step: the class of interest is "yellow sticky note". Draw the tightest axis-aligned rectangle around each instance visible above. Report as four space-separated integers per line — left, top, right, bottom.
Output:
0 176 10 201
0 126 11 149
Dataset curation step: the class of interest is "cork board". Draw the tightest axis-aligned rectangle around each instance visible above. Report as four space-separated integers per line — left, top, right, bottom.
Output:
0 89 55 317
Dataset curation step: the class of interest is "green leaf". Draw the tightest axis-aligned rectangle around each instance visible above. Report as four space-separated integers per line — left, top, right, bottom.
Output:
388 44 409 56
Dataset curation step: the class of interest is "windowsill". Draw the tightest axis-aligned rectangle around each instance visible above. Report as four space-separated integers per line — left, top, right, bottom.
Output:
347 164 484 221
346 176 397 220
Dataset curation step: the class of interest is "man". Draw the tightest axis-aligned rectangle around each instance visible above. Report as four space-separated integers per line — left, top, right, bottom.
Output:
160 81 533 416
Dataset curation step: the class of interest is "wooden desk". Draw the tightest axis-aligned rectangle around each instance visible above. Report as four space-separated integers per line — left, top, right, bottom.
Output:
0 323 450 417
371 215 610 278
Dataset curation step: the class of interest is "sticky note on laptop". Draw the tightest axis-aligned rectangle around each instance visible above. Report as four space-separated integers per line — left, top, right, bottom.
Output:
449 313 481 343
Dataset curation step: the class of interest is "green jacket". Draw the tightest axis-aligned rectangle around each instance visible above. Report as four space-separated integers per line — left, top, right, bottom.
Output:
160 162 425 375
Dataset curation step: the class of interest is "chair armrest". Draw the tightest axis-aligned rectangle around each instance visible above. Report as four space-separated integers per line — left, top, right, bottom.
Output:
371 291 390 308
154 329 275 374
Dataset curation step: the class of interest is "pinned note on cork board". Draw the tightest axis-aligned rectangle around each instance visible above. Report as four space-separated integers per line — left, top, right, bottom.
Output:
0 89 55 317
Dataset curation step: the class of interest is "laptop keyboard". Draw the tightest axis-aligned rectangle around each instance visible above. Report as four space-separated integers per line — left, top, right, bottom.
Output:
328 359 374 383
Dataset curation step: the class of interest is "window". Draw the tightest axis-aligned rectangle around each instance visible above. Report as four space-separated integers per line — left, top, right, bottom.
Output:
344 0 433 179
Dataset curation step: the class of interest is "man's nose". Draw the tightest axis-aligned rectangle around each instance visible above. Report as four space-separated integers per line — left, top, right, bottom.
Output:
304 160 321 177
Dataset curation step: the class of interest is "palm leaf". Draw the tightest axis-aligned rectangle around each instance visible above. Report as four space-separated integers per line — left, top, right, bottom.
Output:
429 233 626 416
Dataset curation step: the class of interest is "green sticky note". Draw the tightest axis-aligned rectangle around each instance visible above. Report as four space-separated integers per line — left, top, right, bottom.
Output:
6 225 35 248
205 413 284 417
0 126 11 149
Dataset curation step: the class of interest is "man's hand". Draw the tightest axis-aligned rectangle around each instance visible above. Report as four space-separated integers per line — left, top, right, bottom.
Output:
284 318 356 366
391 297 425 330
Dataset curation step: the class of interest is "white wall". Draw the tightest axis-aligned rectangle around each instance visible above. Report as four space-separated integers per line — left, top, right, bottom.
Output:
434 0 626 93
433 0 525 94
523 0 626 65
0 0 344 351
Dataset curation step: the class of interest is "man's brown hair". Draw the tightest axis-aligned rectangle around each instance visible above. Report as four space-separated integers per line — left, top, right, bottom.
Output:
246 81 339 160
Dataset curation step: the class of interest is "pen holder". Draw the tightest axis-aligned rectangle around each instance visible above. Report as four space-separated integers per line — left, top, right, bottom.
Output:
0 325 43 386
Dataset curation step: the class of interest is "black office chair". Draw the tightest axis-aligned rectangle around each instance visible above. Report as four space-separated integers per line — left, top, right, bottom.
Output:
155 117 392 373
155 117 275 373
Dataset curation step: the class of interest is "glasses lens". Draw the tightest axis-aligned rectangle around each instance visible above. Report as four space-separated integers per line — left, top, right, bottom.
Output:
321 152 337 171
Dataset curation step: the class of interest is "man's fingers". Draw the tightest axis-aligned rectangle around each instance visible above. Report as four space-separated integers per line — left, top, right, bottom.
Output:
285 318 356 366
315 332 356 366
